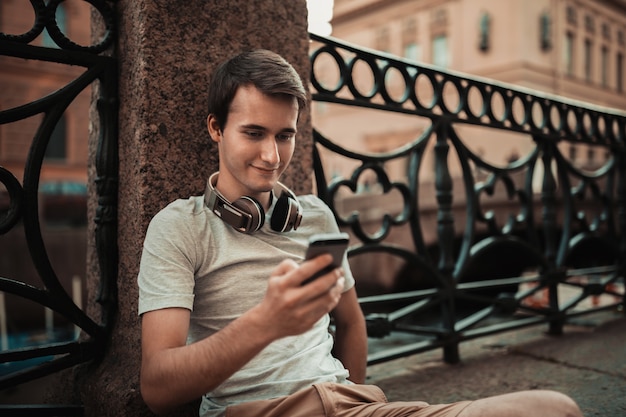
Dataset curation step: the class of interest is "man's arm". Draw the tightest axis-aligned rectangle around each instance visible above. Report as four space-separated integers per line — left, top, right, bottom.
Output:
140 255 345 415
140 306 275 414
331 287 368 384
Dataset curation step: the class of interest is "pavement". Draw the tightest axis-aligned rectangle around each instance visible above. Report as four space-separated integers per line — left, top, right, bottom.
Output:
365 310 626 417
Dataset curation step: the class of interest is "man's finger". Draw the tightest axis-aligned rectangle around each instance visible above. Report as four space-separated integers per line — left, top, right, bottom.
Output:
297 254 334 285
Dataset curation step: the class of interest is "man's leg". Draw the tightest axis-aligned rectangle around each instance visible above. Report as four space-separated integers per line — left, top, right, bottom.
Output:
457 390 583 417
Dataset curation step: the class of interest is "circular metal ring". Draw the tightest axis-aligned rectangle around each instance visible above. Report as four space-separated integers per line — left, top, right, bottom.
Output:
0 167 24 235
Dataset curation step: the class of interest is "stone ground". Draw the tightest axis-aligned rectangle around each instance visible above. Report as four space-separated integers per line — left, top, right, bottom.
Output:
367 310 626 417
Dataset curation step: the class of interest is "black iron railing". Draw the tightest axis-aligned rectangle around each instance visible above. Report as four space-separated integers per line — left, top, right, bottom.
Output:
0 0 117 413
309 33 626 365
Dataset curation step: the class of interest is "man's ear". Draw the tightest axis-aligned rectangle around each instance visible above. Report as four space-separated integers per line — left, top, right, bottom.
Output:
207 114 221 143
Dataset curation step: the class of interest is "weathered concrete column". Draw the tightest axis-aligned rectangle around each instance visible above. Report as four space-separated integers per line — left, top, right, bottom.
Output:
79 1 313 416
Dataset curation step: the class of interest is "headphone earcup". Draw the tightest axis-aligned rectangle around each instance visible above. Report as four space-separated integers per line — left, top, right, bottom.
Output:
205 172 301 234
271 193 302 232
233 196 265 233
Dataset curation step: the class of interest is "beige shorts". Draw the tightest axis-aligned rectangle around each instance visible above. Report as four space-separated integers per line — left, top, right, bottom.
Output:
225 382 472 417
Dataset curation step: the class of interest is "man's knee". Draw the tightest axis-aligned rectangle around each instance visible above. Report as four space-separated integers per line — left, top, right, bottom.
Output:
507 390 582 417
544 390 583 417
457 390 582 417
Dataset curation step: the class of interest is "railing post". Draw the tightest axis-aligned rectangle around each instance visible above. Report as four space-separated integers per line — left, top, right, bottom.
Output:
617 148 626 313
93 58 119 337
538 141 564 334
434 122 459 363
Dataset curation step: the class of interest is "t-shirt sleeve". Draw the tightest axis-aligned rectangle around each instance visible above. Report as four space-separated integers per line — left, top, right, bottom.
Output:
137 206 196 315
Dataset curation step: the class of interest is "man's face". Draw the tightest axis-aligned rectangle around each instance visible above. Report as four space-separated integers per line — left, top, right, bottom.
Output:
207 84 299 207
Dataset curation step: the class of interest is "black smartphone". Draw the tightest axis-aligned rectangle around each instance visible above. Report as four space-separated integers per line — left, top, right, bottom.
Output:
302 232 350 285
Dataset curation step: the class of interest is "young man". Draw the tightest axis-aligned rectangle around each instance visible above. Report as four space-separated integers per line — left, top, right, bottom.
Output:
138 49 583 417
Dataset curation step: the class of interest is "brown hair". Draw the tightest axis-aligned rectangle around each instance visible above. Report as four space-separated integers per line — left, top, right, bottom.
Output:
207 49 307 129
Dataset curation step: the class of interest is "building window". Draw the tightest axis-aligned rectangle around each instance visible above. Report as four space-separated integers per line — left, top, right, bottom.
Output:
45 116 67 161
402 18 421 61
617 52 624 92
540 12 551 51
602 22 611 40
479 12 491 51
584 15 595 34
375 27 390 53
601 46 609 87
404 42 421 61
432 35 448 68
432 8 448 27
566 5 577 26
564 32 574 76
584 39 592 81
42 3 67 48
430 8 448 67
402 18 416 43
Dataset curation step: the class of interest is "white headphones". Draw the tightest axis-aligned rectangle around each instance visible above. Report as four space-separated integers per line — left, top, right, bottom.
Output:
204 172 302 234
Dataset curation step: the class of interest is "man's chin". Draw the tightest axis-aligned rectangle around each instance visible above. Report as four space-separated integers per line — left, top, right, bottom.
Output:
248 178 278 194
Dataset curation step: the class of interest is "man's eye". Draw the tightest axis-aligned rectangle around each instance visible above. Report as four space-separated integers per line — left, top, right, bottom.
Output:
246 131 263 138
277 133 295 141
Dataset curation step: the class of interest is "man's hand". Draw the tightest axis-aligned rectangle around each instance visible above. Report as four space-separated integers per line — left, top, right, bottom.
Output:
251 254 345 340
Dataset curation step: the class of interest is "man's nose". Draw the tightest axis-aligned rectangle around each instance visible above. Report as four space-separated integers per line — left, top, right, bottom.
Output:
260 138 280 165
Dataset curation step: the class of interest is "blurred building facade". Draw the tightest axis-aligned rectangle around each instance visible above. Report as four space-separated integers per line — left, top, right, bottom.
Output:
312 0 626 184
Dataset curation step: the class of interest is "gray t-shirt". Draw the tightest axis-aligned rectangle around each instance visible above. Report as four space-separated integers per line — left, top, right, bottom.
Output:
137 193 355 417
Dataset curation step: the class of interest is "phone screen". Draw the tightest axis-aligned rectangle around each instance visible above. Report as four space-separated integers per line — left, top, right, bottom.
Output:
302 232 349 285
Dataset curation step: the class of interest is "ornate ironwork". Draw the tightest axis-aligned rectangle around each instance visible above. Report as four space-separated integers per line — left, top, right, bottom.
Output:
310 33 626 365
0 0 117 413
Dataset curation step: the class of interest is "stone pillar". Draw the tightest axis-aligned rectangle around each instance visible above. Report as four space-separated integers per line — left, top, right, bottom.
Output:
79 1 313 415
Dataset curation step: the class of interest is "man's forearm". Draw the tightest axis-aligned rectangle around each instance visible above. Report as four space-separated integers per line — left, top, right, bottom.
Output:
333 319 368 384
331 287 368 384
141 307 274 415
